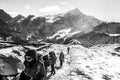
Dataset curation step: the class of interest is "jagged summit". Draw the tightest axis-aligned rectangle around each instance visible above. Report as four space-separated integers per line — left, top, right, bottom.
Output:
0 9 12 22
15 14 25 19
64 8 84 17
10 14 25 23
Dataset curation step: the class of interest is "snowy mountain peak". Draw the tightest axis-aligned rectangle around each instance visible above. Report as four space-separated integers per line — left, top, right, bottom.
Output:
64 8 83 16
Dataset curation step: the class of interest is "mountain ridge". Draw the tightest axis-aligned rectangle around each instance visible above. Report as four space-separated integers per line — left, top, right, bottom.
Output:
1 8 120 47
0 9 12 22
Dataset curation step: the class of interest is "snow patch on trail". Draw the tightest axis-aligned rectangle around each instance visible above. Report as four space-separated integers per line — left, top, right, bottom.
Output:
48 44 120 80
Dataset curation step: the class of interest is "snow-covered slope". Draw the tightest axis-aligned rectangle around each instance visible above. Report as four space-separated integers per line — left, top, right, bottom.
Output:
47 28 80 40
47 28 72 40
48 44 120 80
1 44 120 80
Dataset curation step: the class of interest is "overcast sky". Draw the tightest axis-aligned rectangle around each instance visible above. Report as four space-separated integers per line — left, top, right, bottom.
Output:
0 0 120 22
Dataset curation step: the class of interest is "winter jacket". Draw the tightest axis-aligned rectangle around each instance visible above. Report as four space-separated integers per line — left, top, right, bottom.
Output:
24 50 46 80
59 52 65 61
49 52 57 65
43 55 50 68
24 61 46 79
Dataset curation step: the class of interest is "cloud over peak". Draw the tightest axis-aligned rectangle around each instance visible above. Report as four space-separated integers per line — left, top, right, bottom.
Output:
39 5 61 13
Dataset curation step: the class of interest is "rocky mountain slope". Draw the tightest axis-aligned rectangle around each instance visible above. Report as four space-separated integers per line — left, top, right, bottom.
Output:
0 9 12 22
94 22 120 34
1 8 120 48
64 22 120 47
0 8 103 43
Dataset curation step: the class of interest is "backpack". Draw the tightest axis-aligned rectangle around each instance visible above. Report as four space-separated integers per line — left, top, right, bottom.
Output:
49 52 57 64
43 55 50 68
24 61 46 79
59 52 64 61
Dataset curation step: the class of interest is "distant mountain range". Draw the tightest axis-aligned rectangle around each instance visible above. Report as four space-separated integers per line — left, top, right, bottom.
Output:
0 8 120 47
64 22 120 47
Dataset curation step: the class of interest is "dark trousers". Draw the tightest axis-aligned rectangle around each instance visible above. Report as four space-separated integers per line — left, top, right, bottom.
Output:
19 71 31 80
51 64 55 75
60 60 63 67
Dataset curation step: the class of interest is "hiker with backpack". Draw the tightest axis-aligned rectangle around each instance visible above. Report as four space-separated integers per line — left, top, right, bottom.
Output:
49 51 57 75
42 55 50 74
20 50 46 80
59 52 65 68
67 47 70 54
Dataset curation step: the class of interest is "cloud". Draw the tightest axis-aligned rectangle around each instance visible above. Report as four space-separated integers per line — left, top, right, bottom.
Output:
8 12 19 17
61 2 69 5
39 5 61 13
60 1 75 12
25 5 30 10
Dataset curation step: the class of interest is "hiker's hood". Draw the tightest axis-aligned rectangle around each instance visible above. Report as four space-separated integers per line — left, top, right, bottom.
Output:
25 50 37 60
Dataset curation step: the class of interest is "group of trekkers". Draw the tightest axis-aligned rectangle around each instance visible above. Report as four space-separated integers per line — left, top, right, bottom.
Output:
0 49 65 80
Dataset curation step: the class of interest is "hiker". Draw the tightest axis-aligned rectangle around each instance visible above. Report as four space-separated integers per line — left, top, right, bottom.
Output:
49 51 57 75
21 50 46 80
42 55 50 73
37 54 50 74
37 54 43 62
59 52 65 67
67 47 70 54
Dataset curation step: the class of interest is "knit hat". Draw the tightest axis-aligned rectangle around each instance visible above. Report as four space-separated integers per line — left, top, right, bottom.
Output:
25 50 37 59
